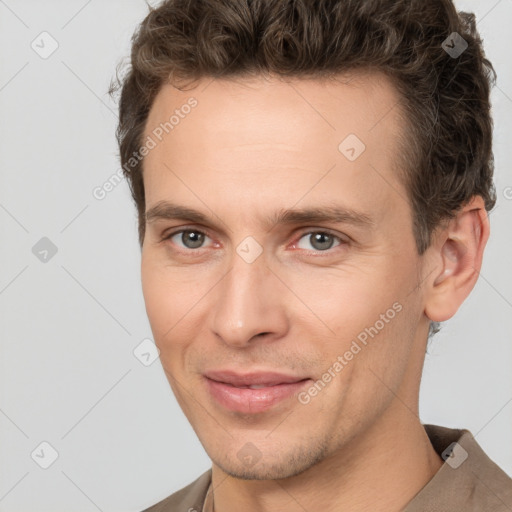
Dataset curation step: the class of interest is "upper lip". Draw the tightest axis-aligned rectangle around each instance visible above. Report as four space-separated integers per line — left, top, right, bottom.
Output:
204 370 310 387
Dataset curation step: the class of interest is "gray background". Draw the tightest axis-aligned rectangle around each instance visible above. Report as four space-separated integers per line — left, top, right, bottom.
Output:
0 0 511 511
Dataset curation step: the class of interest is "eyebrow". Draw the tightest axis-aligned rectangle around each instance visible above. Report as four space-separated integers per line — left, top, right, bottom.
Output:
145 201 375 231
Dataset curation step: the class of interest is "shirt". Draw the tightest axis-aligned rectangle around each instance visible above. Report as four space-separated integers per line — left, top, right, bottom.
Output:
142 424 512 511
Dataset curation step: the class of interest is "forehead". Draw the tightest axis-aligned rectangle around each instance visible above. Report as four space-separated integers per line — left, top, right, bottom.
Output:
142 72 410 231
144 71 404 148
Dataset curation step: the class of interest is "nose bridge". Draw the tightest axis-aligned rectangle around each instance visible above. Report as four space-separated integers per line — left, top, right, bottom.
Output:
211 247 286 347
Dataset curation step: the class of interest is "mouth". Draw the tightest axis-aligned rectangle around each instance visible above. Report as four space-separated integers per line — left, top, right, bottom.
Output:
203 370 312 414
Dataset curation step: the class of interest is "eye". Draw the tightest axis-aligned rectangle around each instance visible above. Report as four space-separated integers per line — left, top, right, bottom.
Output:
162 228 347 254
294 231 345 252
164 229 212 250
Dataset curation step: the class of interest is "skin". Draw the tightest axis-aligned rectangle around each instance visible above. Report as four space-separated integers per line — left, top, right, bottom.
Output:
140 71 490 512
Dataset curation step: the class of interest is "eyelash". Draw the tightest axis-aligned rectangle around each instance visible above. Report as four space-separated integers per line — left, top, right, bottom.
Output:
161 227 348 256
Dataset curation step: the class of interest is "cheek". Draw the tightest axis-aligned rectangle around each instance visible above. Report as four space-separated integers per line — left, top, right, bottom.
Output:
141 258 188 345
141 267 184 381
286 264 413 381
284 267 394 336
141 257 213 371
141 261 166 333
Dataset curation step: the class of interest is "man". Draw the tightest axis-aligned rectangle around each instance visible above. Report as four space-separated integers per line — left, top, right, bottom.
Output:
110 0 512 510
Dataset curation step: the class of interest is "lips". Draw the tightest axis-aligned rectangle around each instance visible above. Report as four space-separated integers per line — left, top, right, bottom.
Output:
204 370 309 386
203 370 311 413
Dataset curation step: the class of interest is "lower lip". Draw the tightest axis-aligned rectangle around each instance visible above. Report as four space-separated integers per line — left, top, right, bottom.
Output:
204 377 311 414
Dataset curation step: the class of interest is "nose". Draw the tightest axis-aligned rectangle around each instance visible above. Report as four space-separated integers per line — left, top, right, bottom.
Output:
210 250 289 348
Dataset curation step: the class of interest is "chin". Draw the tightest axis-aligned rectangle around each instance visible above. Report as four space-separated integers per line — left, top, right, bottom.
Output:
216 462 307 481
212 444 329 481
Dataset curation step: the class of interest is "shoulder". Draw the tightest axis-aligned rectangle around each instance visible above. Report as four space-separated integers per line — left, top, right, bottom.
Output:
141 469 212 512
408 424 512 511
456 427 512 510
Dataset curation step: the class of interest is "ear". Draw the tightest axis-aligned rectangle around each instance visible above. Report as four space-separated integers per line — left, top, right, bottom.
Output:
423 196 490 323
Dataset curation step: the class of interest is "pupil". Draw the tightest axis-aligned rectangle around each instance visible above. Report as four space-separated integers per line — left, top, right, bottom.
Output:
183 230 204 249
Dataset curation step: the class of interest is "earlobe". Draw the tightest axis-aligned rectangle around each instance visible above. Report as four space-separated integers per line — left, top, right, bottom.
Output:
424 196 490 323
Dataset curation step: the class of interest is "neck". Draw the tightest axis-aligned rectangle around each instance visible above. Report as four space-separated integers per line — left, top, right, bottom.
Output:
210 402 443 512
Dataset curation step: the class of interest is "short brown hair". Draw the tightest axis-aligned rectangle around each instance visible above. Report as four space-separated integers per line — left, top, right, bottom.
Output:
110 0 497 256
110 0 497 270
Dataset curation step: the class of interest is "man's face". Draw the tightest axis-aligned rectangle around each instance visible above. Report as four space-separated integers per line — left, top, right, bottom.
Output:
141 73 431 479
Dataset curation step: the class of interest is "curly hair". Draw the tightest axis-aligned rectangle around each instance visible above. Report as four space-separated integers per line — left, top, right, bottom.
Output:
109 0 498 338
